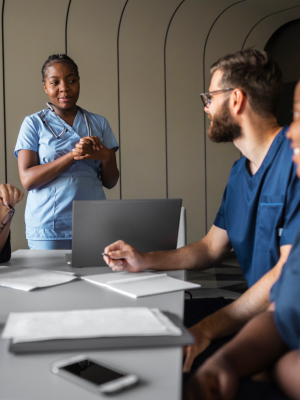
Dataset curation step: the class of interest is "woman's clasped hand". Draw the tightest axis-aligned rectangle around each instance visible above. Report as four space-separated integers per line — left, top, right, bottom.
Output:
73 136 115 162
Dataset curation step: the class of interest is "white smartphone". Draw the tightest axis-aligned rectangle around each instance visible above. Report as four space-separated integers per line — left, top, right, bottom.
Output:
50 354 139 395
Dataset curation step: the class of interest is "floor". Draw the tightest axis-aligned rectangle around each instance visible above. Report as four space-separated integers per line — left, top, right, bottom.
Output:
185 254 248 300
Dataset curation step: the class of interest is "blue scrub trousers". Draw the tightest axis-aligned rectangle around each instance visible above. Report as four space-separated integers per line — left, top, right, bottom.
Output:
28 240 72 250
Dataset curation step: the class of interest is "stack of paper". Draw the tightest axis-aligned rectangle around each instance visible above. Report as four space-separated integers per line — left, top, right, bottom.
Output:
0 268 77 291
81 271 200 298
2 308 182 343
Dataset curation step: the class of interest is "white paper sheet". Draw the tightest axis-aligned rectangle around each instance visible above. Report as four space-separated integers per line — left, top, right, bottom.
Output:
81 271 200 298
2 308 182 343
0 268 77 291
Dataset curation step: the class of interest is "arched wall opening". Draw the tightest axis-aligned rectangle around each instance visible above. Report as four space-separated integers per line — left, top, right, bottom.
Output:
265 19 300 126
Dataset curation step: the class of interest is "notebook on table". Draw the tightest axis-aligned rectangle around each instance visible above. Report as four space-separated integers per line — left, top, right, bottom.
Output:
68 199 182 268
81 271 200 298
3 308 194 354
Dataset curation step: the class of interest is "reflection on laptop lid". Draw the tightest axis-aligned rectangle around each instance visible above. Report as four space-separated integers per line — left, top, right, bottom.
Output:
69 199 182 267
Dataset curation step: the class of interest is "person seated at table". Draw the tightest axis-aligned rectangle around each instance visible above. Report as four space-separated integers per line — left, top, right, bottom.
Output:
186 83 300 400
103 49 300 376
15 54 119 250
0 183 24 263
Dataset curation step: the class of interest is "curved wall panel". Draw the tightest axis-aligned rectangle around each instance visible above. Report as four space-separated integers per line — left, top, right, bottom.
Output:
165 0 236 243
204 0 300 230
67 0 127 200
243 5 300 51
118 0 182 200
2 0 300 251
4 0 69 250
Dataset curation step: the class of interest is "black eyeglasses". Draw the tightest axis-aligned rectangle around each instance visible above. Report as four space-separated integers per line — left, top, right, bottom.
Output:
199 88 234 107
0 207 15 234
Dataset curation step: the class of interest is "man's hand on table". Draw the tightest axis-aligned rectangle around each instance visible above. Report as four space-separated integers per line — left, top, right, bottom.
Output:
103 240 147 272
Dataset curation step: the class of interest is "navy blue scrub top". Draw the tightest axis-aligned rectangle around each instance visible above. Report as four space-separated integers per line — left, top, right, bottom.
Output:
271 227 300 351
214 127 300 287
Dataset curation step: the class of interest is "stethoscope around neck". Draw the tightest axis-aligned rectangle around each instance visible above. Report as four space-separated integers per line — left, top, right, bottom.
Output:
41 102 92 139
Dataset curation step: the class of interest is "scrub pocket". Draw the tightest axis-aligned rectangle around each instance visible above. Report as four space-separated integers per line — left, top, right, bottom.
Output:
256 195 285 248
25 187 55 229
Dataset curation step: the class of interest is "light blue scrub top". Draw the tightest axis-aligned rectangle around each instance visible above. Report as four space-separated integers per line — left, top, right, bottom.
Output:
14 108 119 241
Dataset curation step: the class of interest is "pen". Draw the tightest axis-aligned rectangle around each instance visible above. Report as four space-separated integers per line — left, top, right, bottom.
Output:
102 252 111 259
102 252 125 263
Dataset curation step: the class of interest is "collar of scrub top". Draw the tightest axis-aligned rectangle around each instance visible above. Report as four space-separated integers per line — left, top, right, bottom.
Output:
41 102 92 139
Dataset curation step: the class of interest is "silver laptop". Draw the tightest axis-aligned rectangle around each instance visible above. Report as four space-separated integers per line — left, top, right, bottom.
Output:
67 199 182 267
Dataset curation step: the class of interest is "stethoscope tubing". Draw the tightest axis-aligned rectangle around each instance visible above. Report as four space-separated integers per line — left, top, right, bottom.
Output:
41 103 92 139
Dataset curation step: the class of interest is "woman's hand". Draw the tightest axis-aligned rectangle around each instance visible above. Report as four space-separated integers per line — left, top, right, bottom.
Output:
183 323 212 372
72 136 119 188
0 183 24 209
79 136 103 150
0 184 24 256
186 355 238 400
73 137 113 162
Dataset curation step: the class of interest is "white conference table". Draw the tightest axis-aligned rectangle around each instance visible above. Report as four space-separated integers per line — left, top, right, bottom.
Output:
0 250 186 400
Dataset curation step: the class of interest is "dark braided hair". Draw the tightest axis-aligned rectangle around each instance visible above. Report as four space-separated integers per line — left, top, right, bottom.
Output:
42 54 79 82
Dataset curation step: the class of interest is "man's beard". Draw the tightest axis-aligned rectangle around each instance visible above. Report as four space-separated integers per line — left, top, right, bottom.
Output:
207 99 242 143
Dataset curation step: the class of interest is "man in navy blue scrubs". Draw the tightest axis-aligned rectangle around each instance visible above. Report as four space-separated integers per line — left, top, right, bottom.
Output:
103 49 300 372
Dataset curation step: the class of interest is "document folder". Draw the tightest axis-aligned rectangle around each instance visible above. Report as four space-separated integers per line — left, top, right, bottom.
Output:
8 312 193 354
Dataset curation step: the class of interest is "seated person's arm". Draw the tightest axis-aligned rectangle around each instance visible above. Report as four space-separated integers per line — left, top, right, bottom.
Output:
187 311 287 400
183 244 291 372
273 349 300 400
0 183 24 260
103 224 232 272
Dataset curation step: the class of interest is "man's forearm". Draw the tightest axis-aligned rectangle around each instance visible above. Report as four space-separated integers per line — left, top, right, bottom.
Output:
195 247 291 341
105 225 231 274
143 240 228 271
142 225 232 272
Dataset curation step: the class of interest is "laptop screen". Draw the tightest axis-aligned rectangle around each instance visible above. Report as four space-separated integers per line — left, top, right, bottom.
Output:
71 199 182 268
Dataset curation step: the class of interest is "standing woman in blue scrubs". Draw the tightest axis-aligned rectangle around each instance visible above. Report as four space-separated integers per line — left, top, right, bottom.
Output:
14 54 119 249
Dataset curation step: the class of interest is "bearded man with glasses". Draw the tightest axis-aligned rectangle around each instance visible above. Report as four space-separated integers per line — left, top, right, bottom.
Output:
0 183 24 263
104 49 300 380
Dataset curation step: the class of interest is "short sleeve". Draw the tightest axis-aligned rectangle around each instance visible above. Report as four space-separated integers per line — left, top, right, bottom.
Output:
214 185 227 230
101 118 119 152
0 232 11 263
280 164 300 246
14 116 39 158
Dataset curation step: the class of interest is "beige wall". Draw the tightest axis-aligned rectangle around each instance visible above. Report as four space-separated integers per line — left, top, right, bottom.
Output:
1 0 300 250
